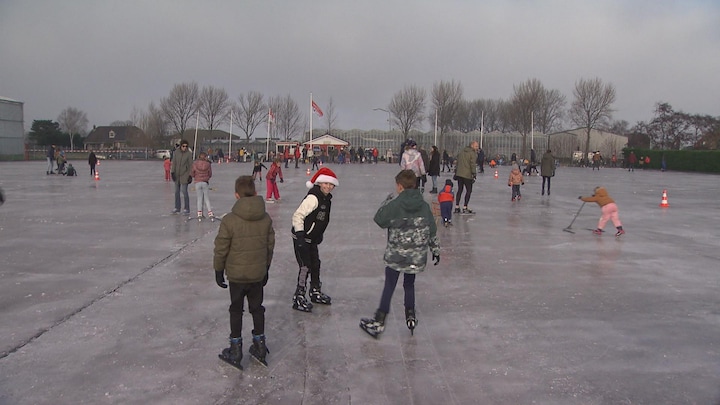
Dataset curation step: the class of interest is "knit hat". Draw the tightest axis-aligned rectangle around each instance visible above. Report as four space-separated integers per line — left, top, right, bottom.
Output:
306 167 339 188
445 179 454 186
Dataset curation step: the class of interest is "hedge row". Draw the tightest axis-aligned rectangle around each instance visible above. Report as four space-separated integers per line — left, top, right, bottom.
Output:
622 149 720 173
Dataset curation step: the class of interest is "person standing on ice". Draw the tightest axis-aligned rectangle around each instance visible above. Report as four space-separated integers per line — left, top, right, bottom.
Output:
540 149 555 196
214 176 275 369
360 170 440 338
454 140 479 213
579 186 625 237
400 140 426 191
291 167 339 312
170 140 193 215
191 152 214 220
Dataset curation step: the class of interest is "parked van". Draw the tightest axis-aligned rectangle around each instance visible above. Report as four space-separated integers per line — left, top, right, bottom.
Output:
155 149 171 159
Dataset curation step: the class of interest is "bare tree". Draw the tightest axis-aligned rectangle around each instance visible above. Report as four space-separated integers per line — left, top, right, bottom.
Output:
236 91 266 143
325 97 338 134
270 94 302 141
199 86 230 134
570 77 616 162
388 85 426 140
508 78 544 158
535 88 566 134
57 107 88 150
430 80 463 150
161 82 199 138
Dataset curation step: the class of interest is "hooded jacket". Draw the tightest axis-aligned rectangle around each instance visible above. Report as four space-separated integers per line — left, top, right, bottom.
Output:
401 148 426 177
214 196 275 284
508 165 524 186
455 146 477 180
580 187 615 207
374 189 440 274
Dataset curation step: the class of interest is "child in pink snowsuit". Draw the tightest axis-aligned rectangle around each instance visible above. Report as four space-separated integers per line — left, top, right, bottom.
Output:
579 186 625 237
265 158 284 202
164 157 171 181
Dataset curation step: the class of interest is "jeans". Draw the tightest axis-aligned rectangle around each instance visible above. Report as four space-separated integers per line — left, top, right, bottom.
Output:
378 266 416 314
46 158 54 173
195 181 212 214
174 182 189 212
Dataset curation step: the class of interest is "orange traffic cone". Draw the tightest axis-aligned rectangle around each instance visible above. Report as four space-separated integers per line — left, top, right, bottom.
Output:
94 171 100 180
494 170 498 179
659 189 669 208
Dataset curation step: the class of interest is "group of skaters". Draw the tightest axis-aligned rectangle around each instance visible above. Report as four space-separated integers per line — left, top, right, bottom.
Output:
205 148 442 369
44 144 98 177
160 136 624 370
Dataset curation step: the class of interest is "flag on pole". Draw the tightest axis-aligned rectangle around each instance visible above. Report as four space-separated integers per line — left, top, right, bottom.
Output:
268 108 275 124
311 100 324 117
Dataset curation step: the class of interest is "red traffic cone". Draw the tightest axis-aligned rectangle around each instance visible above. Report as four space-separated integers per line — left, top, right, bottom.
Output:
659 189 669 208
306 168 311 176
94 171 100 180
494 170 498 179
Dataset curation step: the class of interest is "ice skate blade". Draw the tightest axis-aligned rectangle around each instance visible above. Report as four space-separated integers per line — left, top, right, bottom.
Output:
310 297 331 305
218 353 243 370
292 304 313 313
249 349 269 367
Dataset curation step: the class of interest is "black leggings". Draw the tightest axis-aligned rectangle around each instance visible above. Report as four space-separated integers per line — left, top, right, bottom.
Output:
455 177 474 207
542 176 551 193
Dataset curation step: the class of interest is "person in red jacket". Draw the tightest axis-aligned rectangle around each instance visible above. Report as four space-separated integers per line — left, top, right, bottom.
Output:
265 158 284 202
294 146 302 168
163 157 171 181
437 179 455 227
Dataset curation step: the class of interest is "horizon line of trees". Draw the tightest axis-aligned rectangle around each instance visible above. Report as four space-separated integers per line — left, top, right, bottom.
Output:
27 79 719 155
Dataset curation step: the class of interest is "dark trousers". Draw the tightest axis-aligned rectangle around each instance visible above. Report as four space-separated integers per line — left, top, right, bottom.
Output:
378 266 416 314
455 177 474 207
440 201 453 222
228 281 265 338
542 176 551 194
294 240 321 289
512 184 521 199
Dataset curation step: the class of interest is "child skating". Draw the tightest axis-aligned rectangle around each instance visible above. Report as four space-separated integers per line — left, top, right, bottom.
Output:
191 152 214 220
438 179 455 227
214 176 275 369
265 158 284 203
579 186 625 237
360 170 440 338
252 160 267 181
508 163 524 201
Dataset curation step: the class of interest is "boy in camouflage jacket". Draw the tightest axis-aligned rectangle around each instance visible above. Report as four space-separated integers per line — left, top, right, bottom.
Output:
360 170 441 338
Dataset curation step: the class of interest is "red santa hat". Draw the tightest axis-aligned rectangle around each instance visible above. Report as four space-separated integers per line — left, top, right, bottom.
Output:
306 167 339 189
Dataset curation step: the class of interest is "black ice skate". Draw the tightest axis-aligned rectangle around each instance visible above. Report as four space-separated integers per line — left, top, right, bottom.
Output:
405 308 418 336
249 334 269 367
292 286 313 312
359 310 386 339
218 336 243 370
309 283 332 305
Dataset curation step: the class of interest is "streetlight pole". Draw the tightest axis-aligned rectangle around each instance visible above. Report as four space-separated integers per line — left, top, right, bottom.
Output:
373 108 391 132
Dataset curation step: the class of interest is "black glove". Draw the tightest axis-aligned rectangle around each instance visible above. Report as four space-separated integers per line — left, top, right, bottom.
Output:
187 176 192 184
432 254 440 265
215 271 227 289
294 231 307 251
263 265 269 286
279 178 284 183
171 173 176 182
578 196 582 199
521 182 524 185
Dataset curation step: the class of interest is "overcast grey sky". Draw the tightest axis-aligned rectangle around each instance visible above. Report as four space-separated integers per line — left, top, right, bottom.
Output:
1 0 718 135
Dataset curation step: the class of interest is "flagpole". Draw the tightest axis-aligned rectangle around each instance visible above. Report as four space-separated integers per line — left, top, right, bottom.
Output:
310 92 313 159
192 111 199 160
434 109 438 146
531 111 534 151
228 110 233 161
480 111 484 148
266 108 271 161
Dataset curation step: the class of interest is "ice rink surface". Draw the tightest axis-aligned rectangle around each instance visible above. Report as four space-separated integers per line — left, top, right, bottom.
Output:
1 159 719 405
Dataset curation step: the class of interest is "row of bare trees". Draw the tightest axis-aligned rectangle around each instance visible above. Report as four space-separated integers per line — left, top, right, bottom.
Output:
384 77 615 160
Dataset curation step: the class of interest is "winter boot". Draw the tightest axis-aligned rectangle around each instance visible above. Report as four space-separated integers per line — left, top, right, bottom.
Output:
430 187 438 194
359 310 387 339
218 336 243 370
249 333 269 366
405 308 418 335
292 286 313 312
309 283 332 305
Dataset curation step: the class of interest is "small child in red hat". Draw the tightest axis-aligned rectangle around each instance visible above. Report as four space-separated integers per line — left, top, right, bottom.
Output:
291 167 339 312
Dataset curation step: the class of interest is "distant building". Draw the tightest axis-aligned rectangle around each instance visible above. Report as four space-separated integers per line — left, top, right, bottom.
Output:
0 96 25 158
84 126 146 149
547 128 628 161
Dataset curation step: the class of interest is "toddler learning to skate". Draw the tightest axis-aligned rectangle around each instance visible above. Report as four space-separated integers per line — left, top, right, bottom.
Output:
579 186 625 237
508 163 524 201
437 179 455 226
